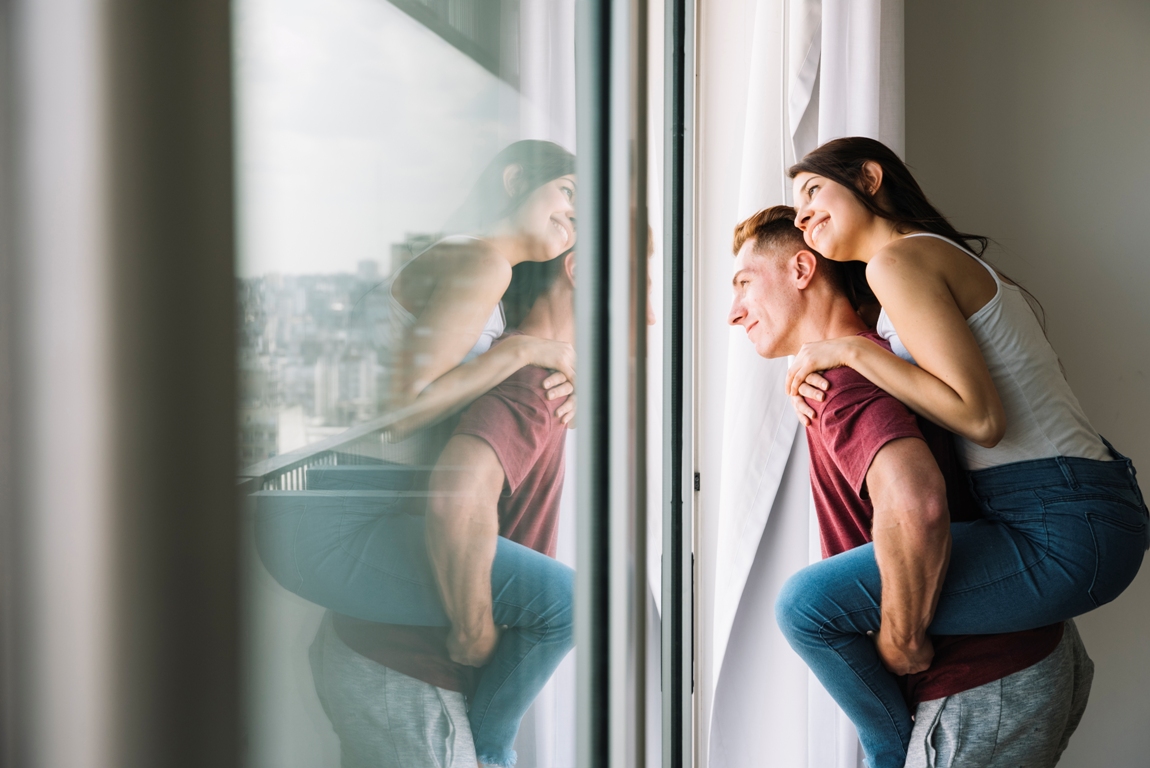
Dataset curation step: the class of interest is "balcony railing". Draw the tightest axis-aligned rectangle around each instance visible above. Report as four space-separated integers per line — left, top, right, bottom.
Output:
237 415 397 495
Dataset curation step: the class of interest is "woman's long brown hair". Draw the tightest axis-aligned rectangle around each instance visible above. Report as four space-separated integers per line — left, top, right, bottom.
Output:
789 136 1047 329
789 136 990 257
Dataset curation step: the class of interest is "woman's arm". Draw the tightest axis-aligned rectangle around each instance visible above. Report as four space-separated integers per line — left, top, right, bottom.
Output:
385 333 574 437
787 249 1006 447
384 245 575 437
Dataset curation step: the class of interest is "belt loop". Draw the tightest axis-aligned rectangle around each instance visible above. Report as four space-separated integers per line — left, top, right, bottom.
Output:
1055 456 1079 490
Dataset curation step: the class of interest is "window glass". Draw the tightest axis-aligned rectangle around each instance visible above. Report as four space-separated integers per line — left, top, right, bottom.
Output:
234 1 595 766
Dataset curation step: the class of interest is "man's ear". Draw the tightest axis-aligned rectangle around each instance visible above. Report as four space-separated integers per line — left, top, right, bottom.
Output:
502 163 524 198
859 160 884 197
793 250 818 289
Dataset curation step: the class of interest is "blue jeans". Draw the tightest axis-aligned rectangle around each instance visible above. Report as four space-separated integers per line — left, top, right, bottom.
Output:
776 446 1149 768
254 491 574 768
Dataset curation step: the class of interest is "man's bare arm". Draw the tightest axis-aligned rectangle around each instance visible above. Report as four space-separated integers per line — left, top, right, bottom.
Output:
425 434 506 667
865 436 952 675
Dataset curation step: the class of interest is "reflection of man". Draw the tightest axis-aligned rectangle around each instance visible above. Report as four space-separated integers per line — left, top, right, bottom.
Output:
728 206 1093 767
309 251 577 768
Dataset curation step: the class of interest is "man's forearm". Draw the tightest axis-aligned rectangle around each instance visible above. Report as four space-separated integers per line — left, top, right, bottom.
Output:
866 437 952 652
426 501 499 640
872 511 951 646
424 434 506 650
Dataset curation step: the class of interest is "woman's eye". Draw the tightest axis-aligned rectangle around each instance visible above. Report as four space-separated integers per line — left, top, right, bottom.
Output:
562 186 574 200
807 185 818 198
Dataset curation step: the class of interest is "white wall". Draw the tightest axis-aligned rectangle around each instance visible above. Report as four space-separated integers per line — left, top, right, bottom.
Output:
905 2 1150 765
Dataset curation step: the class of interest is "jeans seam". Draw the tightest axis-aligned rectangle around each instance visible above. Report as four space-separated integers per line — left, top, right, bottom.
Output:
333 510 433 589
466 600 556 750
814 606 909 758
941 514 1051 599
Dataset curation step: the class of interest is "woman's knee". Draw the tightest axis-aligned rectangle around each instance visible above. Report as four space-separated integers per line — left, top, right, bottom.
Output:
775 567 822 644
541 562 575 633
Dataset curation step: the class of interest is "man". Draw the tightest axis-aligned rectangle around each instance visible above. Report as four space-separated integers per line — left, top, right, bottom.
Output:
309 250 577 768
727 205 1093 767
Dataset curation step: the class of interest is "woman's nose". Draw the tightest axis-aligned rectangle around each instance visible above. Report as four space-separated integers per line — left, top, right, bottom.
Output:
794 207 811 230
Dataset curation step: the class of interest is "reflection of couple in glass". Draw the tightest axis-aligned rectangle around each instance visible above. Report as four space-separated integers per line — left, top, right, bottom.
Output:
256 140 582 767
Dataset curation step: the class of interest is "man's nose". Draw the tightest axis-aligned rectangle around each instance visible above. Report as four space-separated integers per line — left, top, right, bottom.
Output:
728 298 744 326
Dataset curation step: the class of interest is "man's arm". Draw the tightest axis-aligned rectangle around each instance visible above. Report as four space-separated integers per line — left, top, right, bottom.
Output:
865 437 952 675
425 434 506 667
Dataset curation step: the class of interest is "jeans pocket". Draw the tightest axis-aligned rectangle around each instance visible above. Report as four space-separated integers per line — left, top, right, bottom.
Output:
975 488 1046 523
1082 499 1148 607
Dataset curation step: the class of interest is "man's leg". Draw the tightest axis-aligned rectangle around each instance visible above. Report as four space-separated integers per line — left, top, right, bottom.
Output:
310 612 478 768
903 620 1093 768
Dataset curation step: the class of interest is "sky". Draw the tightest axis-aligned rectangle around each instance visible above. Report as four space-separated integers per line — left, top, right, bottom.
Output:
233 0 522 277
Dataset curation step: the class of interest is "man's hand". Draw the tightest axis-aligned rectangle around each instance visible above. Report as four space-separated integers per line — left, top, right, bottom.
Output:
872 628 934 676
447 622 504 667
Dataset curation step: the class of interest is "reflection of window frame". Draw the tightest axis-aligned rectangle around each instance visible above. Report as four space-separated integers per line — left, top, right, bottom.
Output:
384 0 517 86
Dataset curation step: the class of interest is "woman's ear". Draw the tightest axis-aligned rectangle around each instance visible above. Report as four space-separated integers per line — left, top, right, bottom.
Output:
860 161 884 197
502 163 524 198
564 251 576 285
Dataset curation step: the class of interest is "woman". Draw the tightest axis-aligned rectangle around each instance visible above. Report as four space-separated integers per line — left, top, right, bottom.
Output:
256 140 579 768
774 136 1148 768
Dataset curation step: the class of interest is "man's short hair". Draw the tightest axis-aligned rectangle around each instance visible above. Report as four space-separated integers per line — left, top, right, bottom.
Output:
732 205 811 259
732 205 875 313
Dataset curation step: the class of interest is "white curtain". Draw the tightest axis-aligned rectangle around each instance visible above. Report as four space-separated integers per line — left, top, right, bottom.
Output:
703 1 904 767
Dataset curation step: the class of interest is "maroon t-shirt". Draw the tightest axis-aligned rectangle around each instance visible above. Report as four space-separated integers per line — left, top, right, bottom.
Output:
805 331 1063 706
333 353 568 693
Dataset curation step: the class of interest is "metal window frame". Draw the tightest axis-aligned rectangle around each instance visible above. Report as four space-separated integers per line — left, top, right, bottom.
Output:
575 0 694 764
662 0 695 764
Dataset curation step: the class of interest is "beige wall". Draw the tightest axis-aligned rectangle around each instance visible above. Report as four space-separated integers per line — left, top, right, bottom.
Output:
906 2 1150 765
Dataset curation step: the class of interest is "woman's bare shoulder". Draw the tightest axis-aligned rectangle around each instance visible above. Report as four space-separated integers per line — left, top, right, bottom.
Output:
866 236 948 287
415 239 511 286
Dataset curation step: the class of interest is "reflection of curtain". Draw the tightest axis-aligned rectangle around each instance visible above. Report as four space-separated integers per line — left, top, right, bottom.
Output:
509 3 577 765
515 0 577 152
703 1 903 767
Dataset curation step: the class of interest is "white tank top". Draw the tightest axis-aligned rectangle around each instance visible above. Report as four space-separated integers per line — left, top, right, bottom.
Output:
875 232 1108 470
375 235 506 464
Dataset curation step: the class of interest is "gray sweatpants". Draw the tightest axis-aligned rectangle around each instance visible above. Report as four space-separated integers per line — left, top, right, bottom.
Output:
309 612 478 768
904 620 1093 768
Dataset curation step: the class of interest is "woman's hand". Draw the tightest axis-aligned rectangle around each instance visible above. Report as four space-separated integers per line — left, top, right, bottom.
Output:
785 336 859 397
447 622 503 668
522 336 577 426
784 338 848 425
788 370 831 427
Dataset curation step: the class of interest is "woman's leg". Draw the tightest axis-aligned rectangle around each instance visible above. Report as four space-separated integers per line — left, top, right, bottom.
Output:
254 493 451 625
467 538 575 767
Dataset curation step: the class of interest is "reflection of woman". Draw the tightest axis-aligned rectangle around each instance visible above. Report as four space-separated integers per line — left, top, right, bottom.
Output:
775 137 1148 768
256 141 579 768
375 140 579 462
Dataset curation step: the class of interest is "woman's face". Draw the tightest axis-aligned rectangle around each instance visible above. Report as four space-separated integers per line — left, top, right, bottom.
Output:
791 171 871 261
510 174 577 260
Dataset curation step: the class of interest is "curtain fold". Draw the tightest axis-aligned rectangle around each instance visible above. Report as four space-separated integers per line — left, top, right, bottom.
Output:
704 1 904 766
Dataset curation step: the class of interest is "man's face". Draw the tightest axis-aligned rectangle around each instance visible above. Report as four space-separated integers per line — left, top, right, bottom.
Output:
727 241 803 359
